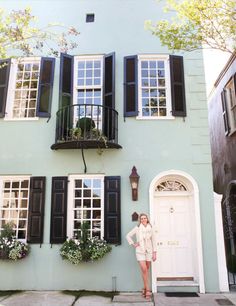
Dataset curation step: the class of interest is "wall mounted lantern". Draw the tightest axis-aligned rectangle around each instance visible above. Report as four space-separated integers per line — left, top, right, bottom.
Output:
129 166 140 201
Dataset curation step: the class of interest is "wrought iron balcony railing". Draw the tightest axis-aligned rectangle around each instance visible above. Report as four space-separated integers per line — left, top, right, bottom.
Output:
51 104 122 149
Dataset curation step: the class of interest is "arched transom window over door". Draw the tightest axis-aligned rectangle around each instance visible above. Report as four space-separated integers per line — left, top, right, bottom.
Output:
155 180 187 192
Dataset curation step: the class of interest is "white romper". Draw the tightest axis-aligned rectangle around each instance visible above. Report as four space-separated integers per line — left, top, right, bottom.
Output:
126 223 157 261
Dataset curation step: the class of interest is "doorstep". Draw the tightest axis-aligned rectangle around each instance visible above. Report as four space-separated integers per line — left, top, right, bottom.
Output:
156 280 199 293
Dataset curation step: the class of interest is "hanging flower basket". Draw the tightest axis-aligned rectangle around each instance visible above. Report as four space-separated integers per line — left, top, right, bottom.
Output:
60 222 112 265
0 222 30 261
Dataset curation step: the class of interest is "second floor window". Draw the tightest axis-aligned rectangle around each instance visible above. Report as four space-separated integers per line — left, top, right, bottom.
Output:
9 59 41 119
124 54 186 119
58 52 116 142
0 57 55 120
74 56 103 129
138 56 170 117
221 74 236 136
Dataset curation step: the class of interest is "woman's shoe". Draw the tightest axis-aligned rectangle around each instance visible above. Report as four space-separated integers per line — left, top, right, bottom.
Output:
141 288 146 297
145 290 152 300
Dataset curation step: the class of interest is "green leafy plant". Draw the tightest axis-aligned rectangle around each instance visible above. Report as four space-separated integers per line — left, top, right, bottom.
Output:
0 222 30 261
70 127 82 140
76 117 96 135
60 222 112 265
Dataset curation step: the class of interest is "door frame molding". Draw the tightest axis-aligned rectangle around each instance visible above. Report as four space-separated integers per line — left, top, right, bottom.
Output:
149 169 205 293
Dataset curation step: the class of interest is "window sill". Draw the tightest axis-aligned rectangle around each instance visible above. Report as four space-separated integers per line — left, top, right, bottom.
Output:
136 116 175 120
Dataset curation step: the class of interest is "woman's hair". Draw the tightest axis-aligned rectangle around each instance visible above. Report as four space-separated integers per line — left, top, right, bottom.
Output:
138 213 151 226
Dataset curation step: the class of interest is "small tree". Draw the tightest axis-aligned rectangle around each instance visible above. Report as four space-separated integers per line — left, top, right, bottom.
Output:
146 0 236 54
0 7 79 59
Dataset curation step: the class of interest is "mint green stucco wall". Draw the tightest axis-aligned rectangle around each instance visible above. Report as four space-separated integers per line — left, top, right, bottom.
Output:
0 0 219 292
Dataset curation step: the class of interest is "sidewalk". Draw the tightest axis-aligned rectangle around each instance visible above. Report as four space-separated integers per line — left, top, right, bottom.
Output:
0 290 236 306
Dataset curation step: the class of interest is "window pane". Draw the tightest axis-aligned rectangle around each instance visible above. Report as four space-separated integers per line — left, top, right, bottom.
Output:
150 61 156 68
83 189 91 197
93 179 101 188
75 180 82 188
86 61 92 69
75 199 81 208
93 189 101 197
93 199 101 208
75 190 82 198
94 61 100 68
74 210 82 219
83 210 91 219
18 231 26 239
20 200 28 208
83 199 91 208
141 61 148 68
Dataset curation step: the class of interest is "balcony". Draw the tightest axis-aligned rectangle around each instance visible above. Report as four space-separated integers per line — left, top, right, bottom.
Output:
51 104 122 150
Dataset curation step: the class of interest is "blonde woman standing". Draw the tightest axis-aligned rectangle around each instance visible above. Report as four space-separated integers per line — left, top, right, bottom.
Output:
126 213 157 300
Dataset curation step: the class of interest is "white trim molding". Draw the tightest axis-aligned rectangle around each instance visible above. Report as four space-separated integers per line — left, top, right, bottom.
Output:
214 192 229 292
149 169 205 293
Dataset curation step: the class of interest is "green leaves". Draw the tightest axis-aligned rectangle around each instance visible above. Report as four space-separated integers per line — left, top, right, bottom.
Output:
60 222 112 265
0 7 80 58
146 0 236 53
0 222 30 261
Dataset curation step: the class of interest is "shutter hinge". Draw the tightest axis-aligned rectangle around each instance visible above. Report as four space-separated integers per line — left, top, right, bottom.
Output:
46 115 51 123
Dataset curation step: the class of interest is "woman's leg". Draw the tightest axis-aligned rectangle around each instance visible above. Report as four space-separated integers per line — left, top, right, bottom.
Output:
145 261 151 291
138 261 149 291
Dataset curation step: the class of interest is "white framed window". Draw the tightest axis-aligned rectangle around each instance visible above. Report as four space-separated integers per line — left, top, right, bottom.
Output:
225 77 236 135
5 57 41 120
0 176 30 240
137 54 172 119
73 55 103 129
67 175 104 239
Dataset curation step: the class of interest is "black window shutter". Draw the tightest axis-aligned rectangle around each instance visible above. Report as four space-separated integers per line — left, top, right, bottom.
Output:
104 176 121 245
27 177 46 244
170 55 186 117
103 52 115 139
221 89 230 136
124 55 138 117
59 53 74 108
0 59 11 118
58 54 74 140
36 57 55 118
50 177 68 244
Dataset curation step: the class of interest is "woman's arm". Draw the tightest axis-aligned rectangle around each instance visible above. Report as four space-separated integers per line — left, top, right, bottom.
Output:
126 226 138 246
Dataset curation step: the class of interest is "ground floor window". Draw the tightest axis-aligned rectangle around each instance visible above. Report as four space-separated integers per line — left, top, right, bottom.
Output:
68 175 104 239
0 176 30 240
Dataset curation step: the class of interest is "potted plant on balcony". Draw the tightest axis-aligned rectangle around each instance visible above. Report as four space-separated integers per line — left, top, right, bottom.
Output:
68 117 108 151
76 117 96 137
0 222 30 261
60 222 112 265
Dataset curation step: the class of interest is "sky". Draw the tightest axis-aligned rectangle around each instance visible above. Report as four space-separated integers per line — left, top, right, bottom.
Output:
203 49 231 97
